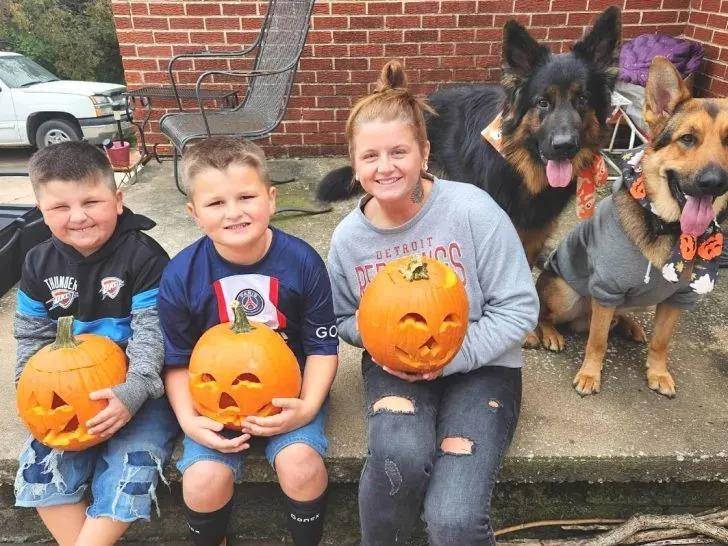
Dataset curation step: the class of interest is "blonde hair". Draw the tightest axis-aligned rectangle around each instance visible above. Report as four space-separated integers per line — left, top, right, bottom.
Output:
346 60 435 160
181 136 271 197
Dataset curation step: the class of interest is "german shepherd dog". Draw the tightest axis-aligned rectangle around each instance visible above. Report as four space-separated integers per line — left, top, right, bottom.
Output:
316 7 621 267
534 56 728 398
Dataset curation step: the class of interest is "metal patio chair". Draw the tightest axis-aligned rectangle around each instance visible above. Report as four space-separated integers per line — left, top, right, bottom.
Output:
160 0 329 215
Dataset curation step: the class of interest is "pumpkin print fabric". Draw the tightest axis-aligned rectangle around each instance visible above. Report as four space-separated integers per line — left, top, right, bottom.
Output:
621 148 723 295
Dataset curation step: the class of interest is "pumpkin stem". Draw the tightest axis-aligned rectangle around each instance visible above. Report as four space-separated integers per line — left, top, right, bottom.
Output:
50 316 81 350
230 300 255 334
399 256 429 281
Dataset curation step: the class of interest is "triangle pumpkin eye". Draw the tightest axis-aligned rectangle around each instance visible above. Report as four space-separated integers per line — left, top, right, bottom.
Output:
51 392 71 410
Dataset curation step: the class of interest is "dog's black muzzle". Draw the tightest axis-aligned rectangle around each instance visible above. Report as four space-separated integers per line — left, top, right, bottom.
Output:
670 164 728 202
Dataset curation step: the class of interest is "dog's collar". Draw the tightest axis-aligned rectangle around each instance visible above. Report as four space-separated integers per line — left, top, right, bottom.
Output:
621 147 723 294
482 113 607 219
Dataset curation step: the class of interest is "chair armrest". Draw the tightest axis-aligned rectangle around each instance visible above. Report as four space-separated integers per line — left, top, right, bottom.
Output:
166 39 261 110
193 64 300 136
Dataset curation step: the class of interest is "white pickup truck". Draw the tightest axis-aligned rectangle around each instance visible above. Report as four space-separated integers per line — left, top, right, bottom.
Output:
0 51 131 149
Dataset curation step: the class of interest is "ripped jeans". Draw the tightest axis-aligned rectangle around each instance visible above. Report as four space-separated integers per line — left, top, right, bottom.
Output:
359 352 521 546
15 396 179 522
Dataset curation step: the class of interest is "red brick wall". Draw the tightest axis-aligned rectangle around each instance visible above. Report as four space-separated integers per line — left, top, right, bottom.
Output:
112 0 692 157
682 0 728 97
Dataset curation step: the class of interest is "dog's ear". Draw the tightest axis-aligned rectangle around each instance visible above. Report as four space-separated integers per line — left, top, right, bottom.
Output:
644 56 693 131
572 6 621 71
502 19 550 77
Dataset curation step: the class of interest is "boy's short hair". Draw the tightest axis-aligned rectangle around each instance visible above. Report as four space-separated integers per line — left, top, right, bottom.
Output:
28 141 116 195
181 136 271 197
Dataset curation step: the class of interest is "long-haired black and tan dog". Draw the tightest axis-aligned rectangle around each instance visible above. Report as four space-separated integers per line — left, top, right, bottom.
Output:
534 56 728 398
316 7 621 266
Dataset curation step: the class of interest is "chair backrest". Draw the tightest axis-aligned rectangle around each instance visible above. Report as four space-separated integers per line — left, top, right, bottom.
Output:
241 0 316 129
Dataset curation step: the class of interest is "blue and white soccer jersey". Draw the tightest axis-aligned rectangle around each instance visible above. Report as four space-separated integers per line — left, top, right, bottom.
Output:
158 227 339 369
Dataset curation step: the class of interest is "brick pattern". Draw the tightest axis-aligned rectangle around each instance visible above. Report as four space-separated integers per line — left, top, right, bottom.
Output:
682 0 728 97
112 0 693 156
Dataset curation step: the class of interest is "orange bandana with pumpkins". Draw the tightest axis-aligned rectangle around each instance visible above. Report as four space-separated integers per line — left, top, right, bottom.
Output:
481 113 608 219
622 148 723 294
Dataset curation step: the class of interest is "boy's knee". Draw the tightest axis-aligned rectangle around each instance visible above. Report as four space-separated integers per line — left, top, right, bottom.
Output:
275 445 326 499
183 461 234 512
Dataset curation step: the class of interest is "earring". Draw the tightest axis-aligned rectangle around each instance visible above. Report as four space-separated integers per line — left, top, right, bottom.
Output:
354 174 360 182
423 162 429 171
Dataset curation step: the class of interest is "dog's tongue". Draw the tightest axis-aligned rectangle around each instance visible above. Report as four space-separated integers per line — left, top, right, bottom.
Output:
546 160 573 188
680 195 715 236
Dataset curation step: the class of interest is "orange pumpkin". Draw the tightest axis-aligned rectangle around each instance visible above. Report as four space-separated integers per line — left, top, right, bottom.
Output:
16 316 127 451
680 234 697 260
697 232 724 260
189 301 302 430
358 255 468 374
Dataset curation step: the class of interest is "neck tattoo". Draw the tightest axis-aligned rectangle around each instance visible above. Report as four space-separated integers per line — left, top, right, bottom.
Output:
410 180 424 204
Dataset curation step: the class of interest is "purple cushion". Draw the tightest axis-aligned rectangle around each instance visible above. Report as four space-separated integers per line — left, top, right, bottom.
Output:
619 34 704 86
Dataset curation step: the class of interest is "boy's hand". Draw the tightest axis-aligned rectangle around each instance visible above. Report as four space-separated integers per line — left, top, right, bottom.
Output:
181 415 250 454
242 398 315 437
382 365 442 383
86 389 132 437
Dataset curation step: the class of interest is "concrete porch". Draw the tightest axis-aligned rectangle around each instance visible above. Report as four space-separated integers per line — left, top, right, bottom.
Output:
0 157 726 544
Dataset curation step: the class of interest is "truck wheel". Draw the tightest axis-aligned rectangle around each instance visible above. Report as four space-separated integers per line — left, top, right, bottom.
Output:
35 119 81 149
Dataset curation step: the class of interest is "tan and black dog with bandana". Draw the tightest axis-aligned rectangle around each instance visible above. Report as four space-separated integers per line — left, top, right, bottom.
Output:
530 56 728 398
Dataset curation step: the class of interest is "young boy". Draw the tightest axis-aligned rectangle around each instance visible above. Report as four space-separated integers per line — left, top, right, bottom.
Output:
14 141 178 546
158 136 339 546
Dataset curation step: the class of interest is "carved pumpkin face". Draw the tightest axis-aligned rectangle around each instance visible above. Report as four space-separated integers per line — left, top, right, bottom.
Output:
189 302 302 430
358 256 468 374
16 316 127 451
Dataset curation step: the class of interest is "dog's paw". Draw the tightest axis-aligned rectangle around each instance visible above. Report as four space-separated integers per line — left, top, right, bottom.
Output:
647 370 676 398
541 329 565 352
523 332 541 349
615 316 648 344
573 370 601 396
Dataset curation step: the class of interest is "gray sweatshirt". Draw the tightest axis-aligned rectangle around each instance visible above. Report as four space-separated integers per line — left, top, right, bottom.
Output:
545 194 699 310
328 178 539 374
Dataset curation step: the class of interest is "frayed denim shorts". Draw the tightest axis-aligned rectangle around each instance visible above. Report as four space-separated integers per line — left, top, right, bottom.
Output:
176 401 328 481
15 397 179 522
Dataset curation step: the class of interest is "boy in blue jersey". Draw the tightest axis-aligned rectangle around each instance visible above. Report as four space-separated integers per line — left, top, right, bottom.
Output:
13 141 178 545
158 136 339 546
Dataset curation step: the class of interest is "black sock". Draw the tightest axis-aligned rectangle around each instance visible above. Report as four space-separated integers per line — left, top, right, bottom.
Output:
184 497 234 546
284 489 328 546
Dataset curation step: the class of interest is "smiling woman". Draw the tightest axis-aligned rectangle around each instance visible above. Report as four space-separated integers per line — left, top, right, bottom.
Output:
327 60 539 546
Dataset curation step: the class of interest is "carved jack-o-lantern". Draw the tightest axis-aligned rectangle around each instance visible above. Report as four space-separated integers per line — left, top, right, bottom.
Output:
189 301 302 430
358 256 469 374
16 316 127 451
